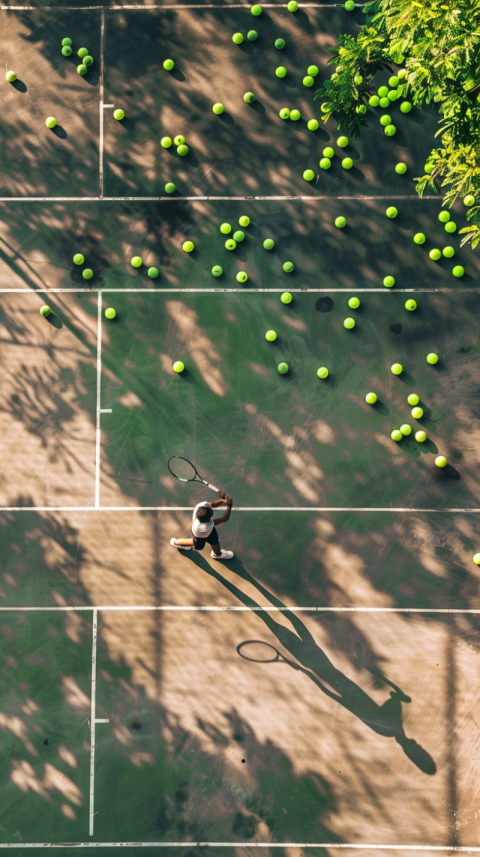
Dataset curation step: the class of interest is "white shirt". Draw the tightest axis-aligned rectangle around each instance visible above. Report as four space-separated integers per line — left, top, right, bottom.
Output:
192 503 214 537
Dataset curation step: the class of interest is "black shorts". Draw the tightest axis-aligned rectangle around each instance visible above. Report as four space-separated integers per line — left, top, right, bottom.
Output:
192 527 219 551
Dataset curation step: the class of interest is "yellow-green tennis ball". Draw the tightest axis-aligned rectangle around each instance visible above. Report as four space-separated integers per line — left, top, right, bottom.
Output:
405 299 417 311
411 406 424 419
395 162 407 174
45 116 57 129
237 271 248 283
429 248 441 260
163 59 174 70
161 137 172 148
400 424 412 435
424 163 434 174
83 56 93 67
220 223 232 234
308 65 319 77
281 292 292 304
380 114 391 127
165 182 176 194
105 307 116 319
379 97 390 108
265 330 277 342
445 221 457 234
82 268 93 280
174 134 186 146
337 135 349 148
320 158 331 170
354 74 363 85
244 92 255 103
415 430 427 443
73 253 84 265
62 46 72 56
233 230 245 242
400 101 412 113
283 261 294 273
275 38 285 49
239 216 250 227
213 103 224 115
279 107 290 119
177 144 189 156
391 363 403 375
226 239 237 250
263 238 275 250
6 70 17 82
438 210 450 223
474 554 480 565
342 157 353 169
387 90 398 102
148 267 159 278
453 265 465 277
248 30 258 40
303 169 315 181
303 76 314 87
378 86 388 97
323 146 334 158
386 206 397 218
335 216 346 228
369 95 380 107
212 265 223 277
62 38 72 46
278 362 289 374
232 32 244 44
443 246 455 258
173 361 184 373
348 296 360 309
464 194 475 207
77 64 88 75
317 367 329 379
413 233 425 245
183 241 194 253
40 305 51 317
407 393 419 406
113 109 124 120
426 352 438 365
307 119 319 131
345 0 355 9
291 109 301 121
384 124 396 136
389 75 399 87
383 275 395 288
131 255 142 268
276 67 287 78
251 2 262 13
435 455 447 468
344 317 355 329
366 392 377 404
287 0 298 10
391 430 403 442
78 47 88 58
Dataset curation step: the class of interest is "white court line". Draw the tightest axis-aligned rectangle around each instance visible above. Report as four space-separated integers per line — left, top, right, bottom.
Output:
99 9 105 200
0 505 479 512
103 104 114 108
1 3 369 9
89 609 98 838
94 293 103 509
1 605 480 614
0 842 477 851
0 288 476 294
0 195 437 202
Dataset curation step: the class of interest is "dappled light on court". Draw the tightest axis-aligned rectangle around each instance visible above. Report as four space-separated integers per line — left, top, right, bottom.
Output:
166 301 228 397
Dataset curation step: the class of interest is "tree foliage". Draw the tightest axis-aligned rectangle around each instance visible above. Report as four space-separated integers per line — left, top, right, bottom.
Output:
314 0 480 247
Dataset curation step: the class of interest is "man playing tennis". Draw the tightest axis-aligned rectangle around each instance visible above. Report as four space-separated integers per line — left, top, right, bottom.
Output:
170 492 234 559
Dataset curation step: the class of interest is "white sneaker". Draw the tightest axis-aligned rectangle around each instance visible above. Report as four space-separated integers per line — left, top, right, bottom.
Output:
211 550 234 560
170 537 192 551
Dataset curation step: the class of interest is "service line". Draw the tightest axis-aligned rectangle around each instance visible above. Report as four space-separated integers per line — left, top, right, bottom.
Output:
0 288 476 294
0 505 479 513
1 605 480 614
0 841 477 851
0 195 437 202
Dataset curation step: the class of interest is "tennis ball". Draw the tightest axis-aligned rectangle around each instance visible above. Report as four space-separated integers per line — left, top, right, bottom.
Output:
73 253 84 265
232 33 244 44
248 30 258 40
380 114 392 127
212 265 223 277
148 267 159 278
220 223 232 235
348 297 360 309
400 424 412 435
6 70 17 82
78 47 88 58
303 76 314 88
383 275 395 288
307 119 319 131
40 305 51 317
342 158 353 169
281 292 292 304
279 108 290 120
395 163 407 174
453 265 465 277
369 95 380 107
429 248 441 261
391 363 403 375
407 393 419 406
174 135 186 146
212 103 224 114
400 101 412 113
323 146 335 158
275 38 285 49
389 75 399 87
287 0 298 10
233 230 245 242
337 136 349 148
183 241 194 253
320 158 331 170
173 361 185 373
131 256 142 268
426 352 438 364
387 90 398 102
290 110 301 122
354 74 363 85
344 317 355 329
163 59 175 70
411 406 423 419
365 392 377 404
276 67 287 78
113 109 124 120
83 56 93 67
278 362 289 374
464 194 476 207
474 554 480 565
62 46 72 56
405 299 417 311
424 163 434 174
237 271 248 283
443 246 455 258
377 85 389 97
391 430 403 442
445 221 457 234
226 239 237 250
177 144 189 156
413 233 426 245
303 169 315 181
384 124 396 136
386 206 398 218
82 268 93 280
345 0 355 9
308 65 319 77
317 367 329 379
415 430 427 442
77 64 88 75
263 239 275 250
265 330 277 341
335 216 346 228
438 210 450 223
239 216 250 228
105 307 116 319
161 137 172 148
435 455 447 468
244 92 255 103
251 3 262 13
62 38 72 46
45 117 57 129
165 182 176 194
283 261 294 273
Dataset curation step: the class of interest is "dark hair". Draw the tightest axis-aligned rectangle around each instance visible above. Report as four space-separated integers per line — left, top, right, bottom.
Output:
197 506 213 521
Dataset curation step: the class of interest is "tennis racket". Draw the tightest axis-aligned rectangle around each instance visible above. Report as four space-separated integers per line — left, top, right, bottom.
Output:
168 456 220 493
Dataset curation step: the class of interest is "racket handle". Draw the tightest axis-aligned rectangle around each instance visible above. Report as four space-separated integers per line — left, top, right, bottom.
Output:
207 482 219 493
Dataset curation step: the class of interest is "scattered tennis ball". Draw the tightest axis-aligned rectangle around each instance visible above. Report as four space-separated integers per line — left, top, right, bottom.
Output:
212 265 223 277
113 109 124 120
73 253 84 265
365 392 377 404
276 67 287 78
226 239 237 250
464 194 475 207
380 114 392 127
395 162 407 174
232 33 244 44
307 119 319 131
323 147 335 158
251 3 262 13
453 265 465 277
369 95 380 107
386 206 398 218
443 246 455 258
40 305 51 317
383 275 395 288
183 241 194 253
283 261 294 273
45 117 57 129
405 299 417 311
244 91 255 103
82 268 93 280
445 221 457 234
342 158 353 169
275 38 285 49
281 292 292 304
435 456 447 468
278 362 289 374
131 256 142 268
105 307 116 319
84 56 93 67
287 0 298 10
391 363 403 375
279 107 290 119
77 64 88 75
379 97 390 108
177 144 189 156
161 137 172 148
303 76 314 87
248 30 258 40
439 211 451 223
165 182 176 194
212 103 224 115
265 330 277 341
400 101 412 113
415 430 427 443
291 109 302 121
391 430 403 442
317 367 329 379
384 124 396 136
387 90 398 102
429 248 441 261
411 406 423 419
354 74 363 85
408 393 419 406
424 163 434 174
237 271 248 283
344 317 355 329
220 223 232 235
337 136 349 148
388 75 399 87
148 267 159 278
400 424 412 435
6 70 17 82
239 216 250 227
78 47 88 58
233 230 245 242
263 238 275 250
303 169 315 181
308 65 319 77
174 135 186 146
173 361 185 373
413 233 426 245
426 352 438 365
345 0 355 9
377 86 389 97
62 38 72 46
62 46 72 56
320 158 331 170
474 554 480 565
163 59 175 70
335 216 346 228
348 297 360 309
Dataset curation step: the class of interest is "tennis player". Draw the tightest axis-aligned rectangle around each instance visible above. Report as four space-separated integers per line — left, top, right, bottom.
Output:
170 493 234 559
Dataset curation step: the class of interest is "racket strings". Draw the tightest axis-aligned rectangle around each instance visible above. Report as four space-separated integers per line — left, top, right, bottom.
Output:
168 456 196 481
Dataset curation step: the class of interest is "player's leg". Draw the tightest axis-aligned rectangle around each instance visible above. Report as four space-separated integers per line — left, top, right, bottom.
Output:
207 528 234 560
170 537 194 550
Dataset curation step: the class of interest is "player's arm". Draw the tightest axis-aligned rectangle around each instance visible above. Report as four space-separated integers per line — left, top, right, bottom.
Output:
212 494 233 525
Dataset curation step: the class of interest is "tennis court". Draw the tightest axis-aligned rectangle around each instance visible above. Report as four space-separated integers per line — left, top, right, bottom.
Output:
1 1 480 855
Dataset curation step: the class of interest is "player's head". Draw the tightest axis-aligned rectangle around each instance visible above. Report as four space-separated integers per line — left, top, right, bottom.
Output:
196 501 213 521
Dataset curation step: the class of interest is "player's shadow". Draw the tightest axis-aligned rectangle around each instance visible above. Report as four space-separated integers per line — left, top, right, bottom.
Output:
186 551 436 776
